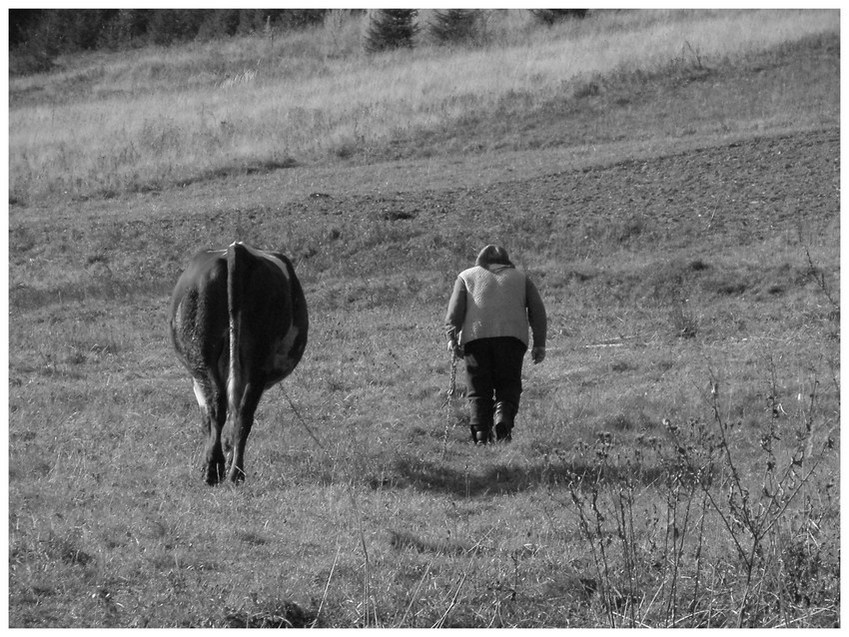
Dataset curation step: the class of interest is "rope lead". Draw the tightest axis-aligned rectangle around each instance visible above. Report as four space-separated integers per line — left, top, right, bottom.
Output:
441 352 458 458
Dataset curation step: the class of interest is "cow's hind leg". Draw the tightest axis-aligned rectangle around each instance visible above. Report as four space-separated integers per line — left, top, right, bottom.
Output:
193 378 227 485
226 382 264 483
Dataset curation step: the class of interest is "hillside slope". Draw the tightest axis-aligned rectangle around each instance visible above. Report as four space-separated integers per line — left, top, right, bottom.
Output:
8 22 839 205
366 32 839 163
8 122 840 626
9 127 839 315
7 15 840 629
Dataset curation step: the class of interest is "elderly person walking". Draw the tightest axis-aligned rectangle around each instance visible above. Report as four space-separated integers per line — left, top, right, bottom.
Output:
445 245 547 444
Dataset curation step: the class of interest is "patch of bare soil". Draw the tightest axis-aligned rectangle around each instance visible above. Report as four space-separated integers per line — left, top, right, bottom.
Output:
310 127 840 268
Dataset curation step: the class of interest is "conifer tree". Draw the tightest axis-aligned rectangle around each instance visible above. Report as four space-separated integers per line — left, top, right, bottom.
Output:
364 9 419 53
428 9 480 46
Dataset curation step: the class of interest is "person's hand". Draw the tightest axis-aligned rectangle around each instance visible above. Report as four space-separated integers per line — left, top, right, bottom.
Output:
448 340 464 359
531 346 546 364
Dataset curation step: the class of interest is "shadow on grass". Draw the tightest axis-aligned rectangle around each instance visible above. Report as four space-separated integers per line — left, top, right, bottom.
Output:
388 529 481 556
392 456 670 497
222 600 314 628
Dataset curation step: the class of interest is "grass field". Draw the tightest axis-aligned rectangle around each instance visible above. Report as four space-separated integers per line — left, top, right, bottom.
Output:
7 9 840 627
9 9 838 204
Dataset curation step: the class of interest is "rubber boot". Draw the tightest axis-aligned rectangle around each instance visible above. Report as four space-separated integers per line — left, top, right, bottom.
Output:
494 401 515 442
469 424 491 445
469 400 492 445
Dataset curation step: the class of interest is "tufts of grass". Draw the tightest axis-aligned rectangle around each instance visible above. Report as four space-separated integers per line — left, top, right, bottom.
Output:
7 12 838 625
9 10 838 204
562 378 838 627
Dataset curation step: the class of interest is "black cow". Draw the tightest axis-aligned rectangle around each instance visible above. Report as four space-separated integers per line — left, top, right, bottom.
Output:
169 241 308 484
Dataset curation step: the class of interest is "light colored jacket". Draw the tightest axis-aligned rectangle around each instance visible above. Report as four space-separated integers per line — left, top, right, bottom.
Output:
445 264 547 348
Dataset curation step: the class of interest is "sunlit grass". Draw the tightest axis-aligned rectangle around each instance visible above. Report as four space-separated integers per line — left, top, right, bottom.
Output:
9 9 838 202
8 8 839 628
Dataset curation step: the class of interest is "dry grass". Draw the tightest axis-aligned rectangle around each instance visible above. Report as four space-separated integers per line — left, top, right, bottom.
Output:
8 9 838 203
8 8 839 628
9 152 839 625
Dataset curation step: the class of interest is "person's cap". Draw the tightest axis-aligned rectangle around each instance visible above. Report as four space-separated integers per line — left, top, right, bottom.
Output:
476 244 513 267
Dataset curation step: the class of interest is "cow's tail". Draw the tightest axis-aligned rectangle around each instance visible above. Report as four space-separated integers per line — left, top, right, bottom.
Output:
226 241 247 421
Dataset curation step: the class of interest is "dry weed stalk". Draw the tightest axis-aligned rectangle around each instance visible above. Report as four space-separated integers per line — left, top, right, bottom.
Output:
566 363 836 627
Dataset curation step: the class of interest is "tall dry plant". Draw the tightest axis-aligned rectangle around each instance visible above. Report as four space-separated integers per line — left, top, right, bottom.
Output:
566 364 837 627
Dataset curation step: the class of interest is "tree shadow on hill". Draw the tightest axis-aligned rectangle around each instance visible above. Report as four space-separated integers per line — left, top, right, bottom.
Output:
392 455 670 498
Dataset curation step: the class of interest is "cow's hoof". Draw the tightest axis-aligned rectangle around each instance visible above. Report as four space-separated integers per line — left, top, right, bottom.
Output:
204 459 227 485
204 469 221 486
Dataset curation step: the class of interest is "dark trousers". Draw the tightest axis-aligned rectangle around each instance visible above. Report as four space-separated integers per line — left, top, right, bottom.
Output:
463 337 527 429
